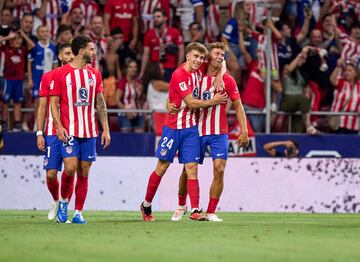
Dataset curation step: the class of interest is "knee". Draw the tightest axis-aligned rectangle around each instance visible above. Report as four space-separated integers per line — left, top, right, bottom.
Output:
213 164 225 181
65 165 77 176
155 161 170 176
46 171 57 181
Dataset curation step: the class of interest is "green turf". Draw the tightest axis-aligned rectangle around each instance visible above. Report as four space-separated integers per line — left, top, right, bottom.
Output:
1 211 360 262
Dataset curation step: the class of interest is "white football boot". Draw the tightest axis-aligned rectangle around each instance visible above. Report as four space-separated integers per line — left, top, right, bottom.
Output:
206 213 223 222
171 206 187 221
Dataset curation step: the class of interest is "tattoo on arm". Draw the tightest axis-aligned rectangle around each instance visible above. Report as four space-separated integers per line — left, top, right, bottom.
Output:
96 93 109 131
50 96 62 128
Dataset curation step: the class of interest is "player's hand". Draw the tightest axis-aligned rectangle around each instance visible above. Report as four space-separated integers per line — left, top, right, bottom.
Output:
101 130 111 149
57 126 68 142
37 135 45 152
284 140 294 148
237 132 249 147
167 103 179 115
213 78 224 92
212 92 227 105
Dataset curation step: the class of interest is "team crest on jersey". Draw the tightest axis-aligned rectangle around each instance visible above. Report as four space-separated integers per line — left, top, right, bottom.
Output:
66 146 73 154
179 82 187 91
160 148 167 156
79 87 88 101
43 158 48 167
202 90 211 100
88 78 94 87
50 80 54 90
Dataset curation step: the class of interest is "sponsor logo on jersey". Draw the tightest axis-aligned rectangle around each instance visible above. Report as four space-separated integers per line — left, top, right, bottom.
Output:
202 90 211 100
193 86 199 98
179 82 187 91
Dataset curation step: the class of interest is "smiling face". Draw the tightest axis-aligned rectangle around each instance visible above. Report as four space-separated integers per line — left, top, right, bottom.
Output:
186 50 206 72
208 48 225 71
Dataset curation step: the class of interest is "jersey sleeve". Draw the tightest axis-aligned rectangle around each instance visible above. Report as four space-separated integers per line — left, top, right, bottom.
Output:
95 70 103 94
174 29 184 45
132 1 139 17
27 46 35 61
39 73 50 97
336 76 345 90
143 31 151 48
224 75 240 101
104 0 112 14
171 71 192 99
49 69 62 96
51 45 58 65
222 18 236 40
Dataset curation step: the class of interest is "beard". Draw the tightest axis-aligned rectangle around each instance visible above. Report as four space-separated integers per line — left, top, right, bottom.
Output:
83 53 93 64
154 21 163 29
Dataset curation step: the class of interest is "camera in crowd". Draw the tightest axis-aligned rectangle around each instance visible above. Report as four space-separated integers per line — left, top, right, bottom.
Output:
159 43 179 62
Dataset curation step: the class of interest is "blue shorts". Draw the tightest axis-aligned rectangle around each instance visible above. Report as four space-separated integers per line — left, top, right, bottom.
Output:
61 136 97 162
3 79 24 103
32 83 40 99
44 135 63 171
155 126 200 164
199 134 228 164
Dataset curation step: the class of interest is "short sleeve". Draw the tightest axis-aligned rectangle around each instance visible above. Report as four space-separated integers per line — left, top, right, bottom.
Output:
175 30 184 45
51 45 58 64
49 69 62 96
95 70 103 94
28 47 35 61
39 74 50 97
222 19 236 40
224 75 240 101
143 31 151 48
337 76 345 90
104 0 112 14
171 71 192 99
117 79 126 91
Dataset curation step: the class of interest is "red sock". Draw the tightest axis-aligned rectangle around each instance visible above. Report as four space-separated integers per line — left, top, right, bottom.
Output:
206 197 219 214
75 176 88 211
65 170 75 202
145 171 162 203
61 172 75 200
46 176 59 201
187 179 199 209
178 194 187 206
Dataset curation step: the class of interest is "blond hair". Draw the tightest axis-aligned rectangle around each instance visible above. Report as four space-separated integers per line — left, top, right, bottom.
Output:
185 42 208 56
206 42 228 53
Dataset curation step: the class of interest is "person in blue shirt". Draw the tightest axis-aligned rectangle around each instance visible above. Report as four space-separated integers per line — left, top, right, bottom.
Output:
27 25 57 131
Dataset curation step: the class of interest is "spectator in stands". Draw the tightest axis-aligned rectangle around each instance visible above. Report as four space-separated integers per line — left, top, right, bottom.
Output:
89 15 107 71
0 8 12 36
329 58 360 134
139 0 170 34
116 59 145 133
0 31 34 131
263 139 300 157
143 61 169 112
4 0 33 21
71 0 100 27
20 13 37 43
173 0 205 43
139 8 185 82
104 0 139 50
281 46 320 134
185 22 205 46
112 28 137 72
68 7 84 37
27 25 57 131
56 25 73 47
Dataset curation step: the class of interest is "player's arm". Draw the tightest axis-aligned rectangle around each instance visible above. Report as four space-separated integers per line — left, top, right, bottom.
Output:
232 99 249 147
263 141 294 157
96 93 111 149
212 59 227 92
50 95 68 142
36 97 47 151
183 92 227 110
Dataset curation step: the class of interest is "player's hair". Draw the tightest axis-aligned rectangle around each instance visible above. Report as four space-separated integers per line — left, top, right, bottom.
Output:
185 42 208 56
153 8 166 17
206 42 228 53
71 35 92 56
36 24 47 33
58 42 72 53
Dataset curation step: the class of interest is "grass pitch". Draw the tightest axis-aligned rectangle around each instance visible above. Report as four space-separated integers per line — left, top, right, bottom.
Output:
1 211 360 262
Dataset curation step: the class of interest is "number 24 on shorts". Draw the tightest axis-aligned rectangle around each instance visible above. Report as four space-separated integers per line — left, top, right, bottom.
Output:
161 137 174 150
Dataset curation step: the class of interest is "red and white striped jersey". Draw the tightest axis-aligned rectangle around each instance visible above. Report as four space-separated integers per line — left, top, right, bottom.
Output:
49 64 104 138
253 32 279 74
117 78 142 109
12 0 36 20
332 77 360 131
33 0 62 41
164 65 202 129
39 69 57 136
205 4 220 43
139 0 170 33
72 0 100 27
339 33 360 63
198 73 240 136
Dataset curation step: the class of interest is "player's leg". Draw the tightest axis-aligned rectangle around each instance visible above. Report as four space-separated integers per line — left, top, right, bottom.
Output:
206 135 228 222
71 137 96 224
57 136 80 223
179 126 205 221
141 126 178 221
171 166 187 221
43 136 63 221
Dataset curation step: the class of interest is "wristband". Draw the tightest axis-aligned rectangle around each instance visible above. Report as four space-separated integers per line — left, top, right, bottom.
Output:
36 130 43 136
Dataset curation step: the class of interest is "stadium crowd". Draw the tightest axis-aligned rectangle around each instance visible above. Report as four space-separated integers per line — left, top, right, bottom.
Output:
0 0 359 134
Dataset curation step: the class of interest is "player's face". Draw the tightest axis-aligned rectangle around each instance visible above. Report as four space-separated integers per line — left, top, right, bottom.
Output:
82 42 96 64
209 48 224 70
37 26 49 41
187 50 205 71
59 47 74 65
153 12 165 28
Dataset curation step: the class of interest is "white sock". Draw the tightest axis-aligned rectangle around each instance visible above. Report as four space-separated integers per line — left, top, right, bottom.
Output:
74 210 81 215
143 201 151 207
178 205 186 210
